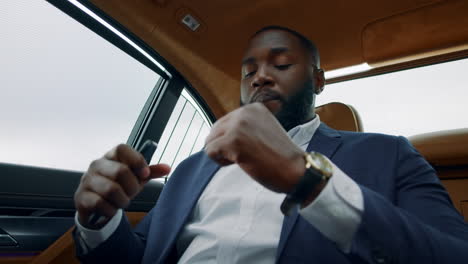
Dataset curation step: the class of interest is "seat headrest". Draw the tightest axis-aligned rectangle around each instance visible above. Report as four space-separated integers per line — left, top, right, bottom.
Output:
409 128 468 167
315 102 363 132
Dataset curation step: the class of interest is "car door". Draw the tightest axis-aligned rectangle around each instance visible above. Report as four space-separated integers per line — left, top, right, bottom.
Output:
0 1 213 263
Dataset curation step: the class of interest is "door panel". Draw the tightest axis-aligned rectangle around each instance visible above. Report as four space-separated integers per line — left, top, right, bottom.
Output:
29 212 147 264
0 162 163 259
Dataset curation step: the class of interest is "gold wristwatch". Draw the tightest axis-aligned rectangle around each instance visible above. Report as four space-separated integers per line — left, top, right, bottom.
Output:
280 151 333 215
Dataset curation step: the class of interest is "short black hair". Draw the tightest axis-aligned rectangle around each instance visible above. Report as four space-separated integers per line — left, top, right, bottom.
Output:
252 25 320 67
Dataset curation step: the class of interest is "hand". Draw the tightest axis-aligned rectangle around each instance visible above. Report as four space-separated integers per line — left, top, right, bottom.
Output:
205 103 306 193
74 144 170 229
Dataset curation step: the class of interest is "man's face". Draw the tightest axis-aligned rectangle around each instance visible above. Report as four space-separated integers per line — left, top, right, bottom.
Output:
240 29 321 131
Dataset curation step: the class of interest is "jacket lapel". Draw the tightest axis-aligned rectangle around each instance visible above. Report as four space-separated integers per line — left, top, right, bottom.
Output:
276 123 342 261
175 154 221 228
145 152 220 264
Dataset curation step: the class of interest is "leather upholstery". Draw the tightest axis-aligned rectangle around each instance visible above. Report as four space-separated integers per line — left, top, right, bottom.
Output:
409 128 468 167
315 102 364 132
409 129 468 220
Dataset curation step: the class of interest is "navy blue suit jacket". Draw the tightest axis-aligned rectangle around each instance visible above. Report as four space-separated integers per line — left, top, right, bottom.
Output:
76 123 468 263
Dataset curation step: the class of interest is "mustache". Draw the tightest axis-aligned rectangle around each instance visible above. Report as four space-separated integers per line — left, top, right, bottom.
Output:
248 89 286 104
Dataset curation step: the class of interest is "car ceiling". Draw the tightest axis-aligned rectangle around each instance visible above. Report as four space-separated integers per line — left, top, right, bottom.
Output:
89 0 468 117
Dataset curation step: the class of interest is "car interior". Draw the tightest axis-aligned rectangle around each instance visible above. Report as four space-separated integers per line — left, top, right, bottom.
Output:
1 0 467 263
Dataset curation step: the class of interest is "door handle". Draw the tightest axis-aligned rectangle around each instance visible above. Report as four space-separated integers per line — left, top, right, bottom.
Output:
0 228 18 247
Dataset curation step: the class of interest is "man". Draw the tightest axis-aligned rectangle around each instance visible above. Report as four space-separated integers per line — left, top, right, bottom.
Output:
73 26 468 263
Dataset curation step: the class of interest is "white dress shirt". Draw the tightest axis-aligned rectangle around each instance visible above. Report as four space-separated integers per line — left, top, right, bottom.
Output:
75 115 364 262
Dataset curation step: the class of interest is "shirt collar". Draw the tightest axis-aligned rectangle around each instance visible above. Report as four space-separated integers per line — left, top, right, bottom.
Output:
287 115 321 148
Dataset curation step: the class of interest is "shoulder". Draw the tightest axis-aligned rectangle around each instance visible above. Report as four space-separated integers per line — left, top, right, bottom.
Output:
332 129 415 157
337 129 404 146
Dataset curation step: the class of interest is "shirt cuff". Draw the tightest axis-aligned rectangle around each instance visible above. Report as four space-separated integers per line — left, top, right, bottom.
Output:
74 209 123 251
299 161 364 252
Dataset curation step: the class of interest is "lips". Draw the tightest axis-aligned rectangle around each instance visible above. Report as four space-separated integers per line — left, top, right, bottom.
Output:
249 91 284 113
251 91 284 104
255 94 280 103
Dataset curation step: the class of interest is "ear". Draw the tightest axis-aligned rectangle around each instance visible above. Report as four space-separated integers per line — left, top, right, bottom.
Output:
313 68 325 95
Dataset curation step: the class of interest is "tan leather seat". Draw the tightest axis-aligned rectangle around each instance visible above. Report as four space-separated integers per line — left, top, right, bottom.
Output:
315 102 364 132
409 129 468 220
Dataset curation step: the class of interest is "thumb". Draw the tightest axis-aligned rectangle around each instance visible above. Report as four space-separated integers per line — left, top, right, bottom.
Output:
147 164 171 180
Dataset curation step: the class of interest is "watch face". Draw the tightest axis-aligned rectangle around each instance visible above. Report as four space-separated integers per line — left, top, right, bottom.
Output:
308 152 333 177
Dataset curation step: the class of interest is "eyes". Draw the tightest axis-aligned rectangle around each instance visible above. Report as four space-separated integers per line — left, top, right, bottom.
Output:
275 64 292 70
244 71 255 78
243 64 293 79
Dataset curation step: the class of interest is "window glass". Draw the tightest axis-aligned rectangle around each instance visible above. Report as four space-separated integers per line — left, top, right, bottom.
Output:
151 89 212 180
317 58 468 137
0 1 161 171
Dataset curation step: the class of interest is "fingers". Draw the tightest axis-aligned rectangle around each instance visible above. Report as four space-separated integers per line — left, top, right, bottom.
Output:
76 191 118 225
75 143 167 228
85 175 130 208
104 144 150 181
205 108 253 166
90 158 140 197
205 135 237 166
147 164 171 181
205 104 263 146
205 118 228 145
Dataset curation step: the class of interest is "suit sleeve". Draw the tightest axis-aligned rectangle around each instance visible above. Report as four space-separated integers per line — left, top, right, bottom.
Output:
74 207 155 263
348 136 468 264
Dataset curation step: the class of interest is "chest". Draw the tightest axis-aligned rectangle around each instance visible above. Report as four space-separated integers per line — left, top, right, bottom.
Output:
177 164 286 263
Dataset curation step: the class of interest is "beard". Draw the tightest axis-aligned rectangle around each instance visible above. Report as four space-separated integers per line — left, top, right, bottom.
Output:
274 81 315 131
241 81 315 131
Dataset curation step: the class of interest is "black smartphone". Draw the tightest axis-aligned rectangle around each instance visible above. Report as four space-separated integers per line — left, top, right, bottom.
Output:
137 140 158 165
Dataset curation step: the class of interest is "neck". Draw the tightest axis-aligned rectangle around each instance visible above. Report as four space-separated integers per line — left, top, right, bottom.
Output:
281 110 316 131
302 111 316 124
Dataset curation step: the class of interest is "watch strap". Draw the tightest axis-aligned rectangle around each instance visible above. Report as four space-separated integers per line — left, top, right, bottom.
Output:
280 152 332 215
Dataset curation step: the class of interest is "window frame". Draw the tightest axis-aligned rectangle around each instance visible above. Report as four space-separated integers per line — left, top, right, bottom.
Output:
46 0 216 154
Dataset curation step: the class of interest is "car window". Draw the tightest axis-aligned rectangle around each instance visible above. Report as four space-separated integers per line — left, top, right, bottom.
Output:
317 58 468 137
152 89 212 180
0 1 161 171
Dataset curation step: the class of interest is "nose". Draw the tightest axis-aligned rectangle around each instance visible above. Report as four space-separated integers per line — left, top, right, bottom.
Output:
251 66 274 90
